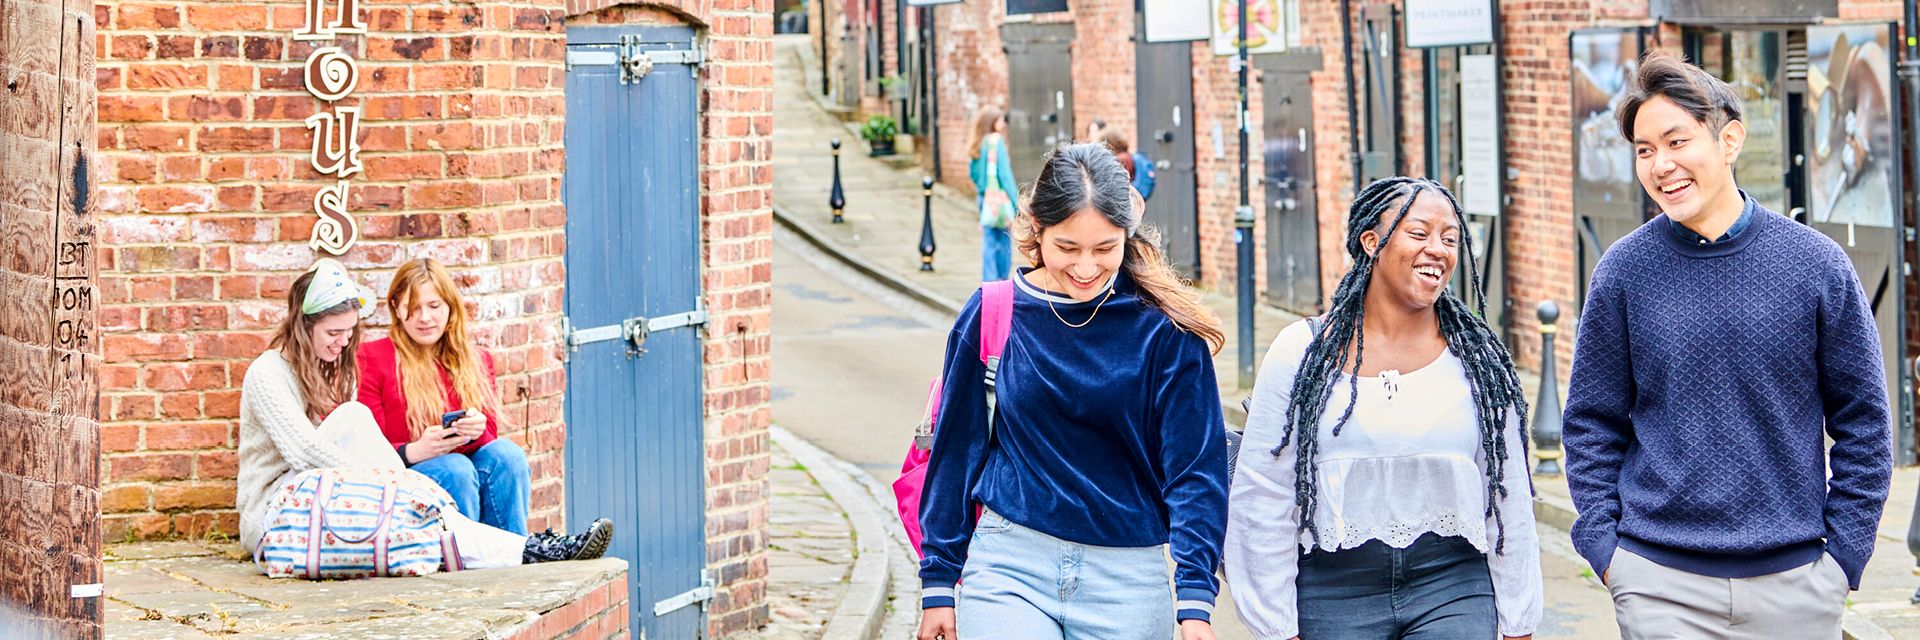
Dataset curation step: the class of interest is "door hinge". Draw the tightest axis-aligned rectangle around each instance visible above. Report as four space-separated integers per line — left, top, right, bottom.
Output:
619 35 704 84
560 306 707 361
653 570 715 617
565 38 705 82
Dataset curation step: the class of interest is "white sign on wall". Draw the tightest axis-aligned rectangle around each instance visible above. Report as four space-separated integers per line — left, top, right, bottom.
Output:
1405 0 1494 48
1460 54 1500 216
1210 0 1288 56
905 0 960 6
1144 0 1210 43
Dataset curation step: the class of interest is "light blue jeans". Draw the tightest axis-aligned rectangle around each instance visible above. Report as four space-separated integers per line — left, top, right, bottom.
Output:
957 509 1175 640
411 439 531 535
982 226 1013 282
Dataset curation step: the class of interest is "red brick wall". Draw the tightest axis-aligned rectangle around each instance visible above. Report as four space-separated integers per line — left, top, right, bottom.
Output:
1190 43 1263 291
505 570 631 640
2 0 104 634
94 0 572 542
1496 0 1590 377
1069 0 1136 145
930 0 1009 188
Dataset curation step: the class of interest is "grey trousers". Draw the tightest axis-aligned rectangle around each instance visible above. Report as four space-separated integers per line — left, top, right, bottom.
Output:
1606 546 1848 640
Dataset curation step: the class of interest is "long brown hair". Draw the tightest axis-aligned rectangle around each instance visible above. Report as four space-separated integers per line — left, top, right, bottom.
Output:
270 270 364 422
386 258 502 439
1017 143 1226 353
966 107 1005 160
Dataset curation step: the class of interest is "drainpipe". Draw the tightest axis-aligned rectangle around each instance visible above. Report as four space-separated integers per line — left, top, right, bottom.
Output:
1236 0 1255 388
929 5 941 181
1340 0 1362 195
820 0 831 96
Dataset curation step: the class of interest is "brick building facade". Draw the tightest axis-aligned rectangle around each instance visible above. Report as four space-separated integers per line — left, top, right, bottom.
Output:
826 0 1918 455
2 0 104 635
90 0 772 635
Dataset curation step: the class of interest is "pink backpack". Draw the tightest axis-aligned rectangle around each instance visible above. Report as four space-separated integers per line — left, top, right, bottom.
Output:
893 280 1015 558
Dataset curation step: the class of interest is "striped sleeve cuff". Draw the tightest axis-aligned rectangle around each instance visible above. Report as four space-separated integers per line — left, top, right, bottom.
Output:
1175 587 1215 623
920 581 957 609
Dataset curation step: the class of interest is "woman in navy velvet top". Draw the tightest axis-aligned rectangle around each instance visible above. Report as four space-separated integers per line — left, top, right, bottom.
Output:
914 144 1230 640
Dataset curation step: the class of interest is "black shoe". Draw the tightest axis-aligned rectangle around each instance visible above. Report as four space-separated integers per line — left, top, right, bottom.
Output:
522 518 614 564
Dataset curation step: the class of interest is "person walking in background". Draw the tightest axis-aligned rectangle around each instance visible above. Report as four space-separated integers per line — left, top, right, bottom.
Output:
968 108 1019 281
1089 120 1156 201
359 257 533 535
1563 50 1891 639
915 144 1229 640
1225 177 1541 640
1104 130 1136 179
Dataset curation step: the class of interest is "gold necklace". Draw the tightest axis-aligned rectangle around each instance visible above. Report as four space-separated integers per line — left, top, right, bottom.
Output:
1043 272 1115 328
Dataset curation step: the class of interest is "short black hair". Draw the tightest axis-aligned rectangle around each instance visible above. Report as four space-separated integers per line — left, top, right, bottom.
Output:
1618 50 1743 142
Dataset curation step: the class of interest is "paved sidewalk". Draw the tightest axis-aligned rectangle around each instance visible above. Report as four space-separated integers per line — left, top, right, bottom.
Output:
752 445 859 640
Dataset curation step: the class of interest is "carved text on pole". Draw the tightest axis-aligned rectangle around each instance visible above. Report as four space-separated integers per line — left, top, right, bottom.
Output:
298 0 365 255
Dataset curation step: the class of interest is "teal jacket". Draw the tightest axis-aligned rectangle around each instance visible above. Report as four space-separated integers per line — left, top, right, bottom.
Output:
969 135 1019 199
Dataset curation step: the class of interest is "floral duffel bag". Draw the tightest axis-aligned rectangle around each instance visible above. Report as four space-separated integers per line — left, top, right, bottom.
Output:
253 467 466 580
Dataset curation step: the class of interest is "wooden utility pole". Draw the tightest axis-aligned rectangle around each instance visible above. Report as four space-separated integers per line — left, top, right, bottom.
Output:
1 0 104 635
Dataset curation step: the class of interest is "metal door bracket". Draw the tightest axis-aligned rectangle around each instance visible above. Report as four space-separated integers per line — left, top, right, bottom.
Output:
617 35 705 84
560 307 707 362
653 570 715 617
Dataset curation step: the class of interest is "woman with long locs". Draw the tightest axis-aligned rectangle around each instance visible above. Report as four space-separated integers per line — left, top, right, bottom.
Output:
915 144 1229 640
1225 178 1543 639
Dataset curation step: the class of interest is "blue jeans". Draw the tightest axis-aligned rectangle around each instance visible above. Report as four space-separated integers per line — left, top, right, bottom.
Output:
956 509 1174 640
411 439 530 535
982 226 1012 281
1296 533 1496 639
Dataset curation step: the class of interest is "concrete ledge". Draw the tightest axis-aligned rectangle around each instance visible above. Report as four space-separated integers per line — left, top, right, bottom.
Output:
103 541 629 639
771 426 893 640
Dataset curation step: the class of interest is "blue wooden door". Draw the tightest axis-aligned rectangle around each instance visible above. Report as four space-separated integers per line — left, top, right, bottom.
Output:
562 25 708 639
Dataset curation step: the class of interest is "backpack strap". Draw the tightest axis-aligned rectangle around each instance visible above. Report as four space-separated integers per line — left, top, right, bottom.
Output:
979 280 1016 444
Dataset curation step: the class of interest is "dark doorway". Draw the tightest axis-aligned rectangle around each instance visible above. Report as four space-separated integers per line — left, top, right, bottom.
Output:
1001 23 1076 181
1258 51 1325 314
1135 21 1201 278
1358 4 1401 183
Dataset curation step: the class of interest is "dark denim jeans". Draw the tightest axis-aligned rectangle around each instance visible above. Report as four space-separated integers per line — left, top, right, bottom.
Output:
412 439 531 535
1297 533 1496 639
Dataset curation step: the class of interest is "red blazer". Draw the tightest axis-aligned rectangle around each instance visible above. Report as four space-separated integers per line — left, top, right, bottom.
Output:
357 337 500 458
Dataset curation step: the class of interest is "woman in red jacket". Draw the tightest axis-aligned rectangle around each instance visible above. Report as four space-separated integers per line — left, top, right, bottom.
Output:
359 258 531 534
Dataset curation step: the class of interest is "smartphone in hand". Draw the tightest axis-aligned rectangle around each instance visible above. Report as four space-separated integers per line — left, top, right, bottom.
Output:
440 410 469 435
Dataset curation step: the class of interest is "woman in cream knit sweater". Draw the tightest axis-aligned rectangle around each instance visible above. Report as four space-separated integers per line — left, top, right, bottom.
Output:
237 259 611 569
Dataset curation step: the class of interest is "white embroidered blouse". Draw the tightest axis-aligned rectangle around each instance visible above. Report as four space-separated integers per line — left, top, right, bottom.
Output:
1224 319 1543 638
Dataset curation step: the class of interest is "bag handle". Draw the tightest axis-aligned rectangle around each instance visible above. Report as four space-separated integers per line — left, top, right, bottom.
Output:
320 480 397 545
441 530 466 572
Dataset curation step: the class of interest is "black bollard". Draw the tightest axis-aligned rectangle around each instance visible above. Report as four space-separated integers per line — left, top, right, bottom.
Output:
830 138 846 224
918 176 937 272
1532 301 1565 476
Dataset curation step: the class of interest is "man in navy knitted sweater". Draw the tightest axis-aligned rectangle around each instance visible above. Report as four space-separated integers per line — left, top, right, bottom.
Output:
1564 51 1891 638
